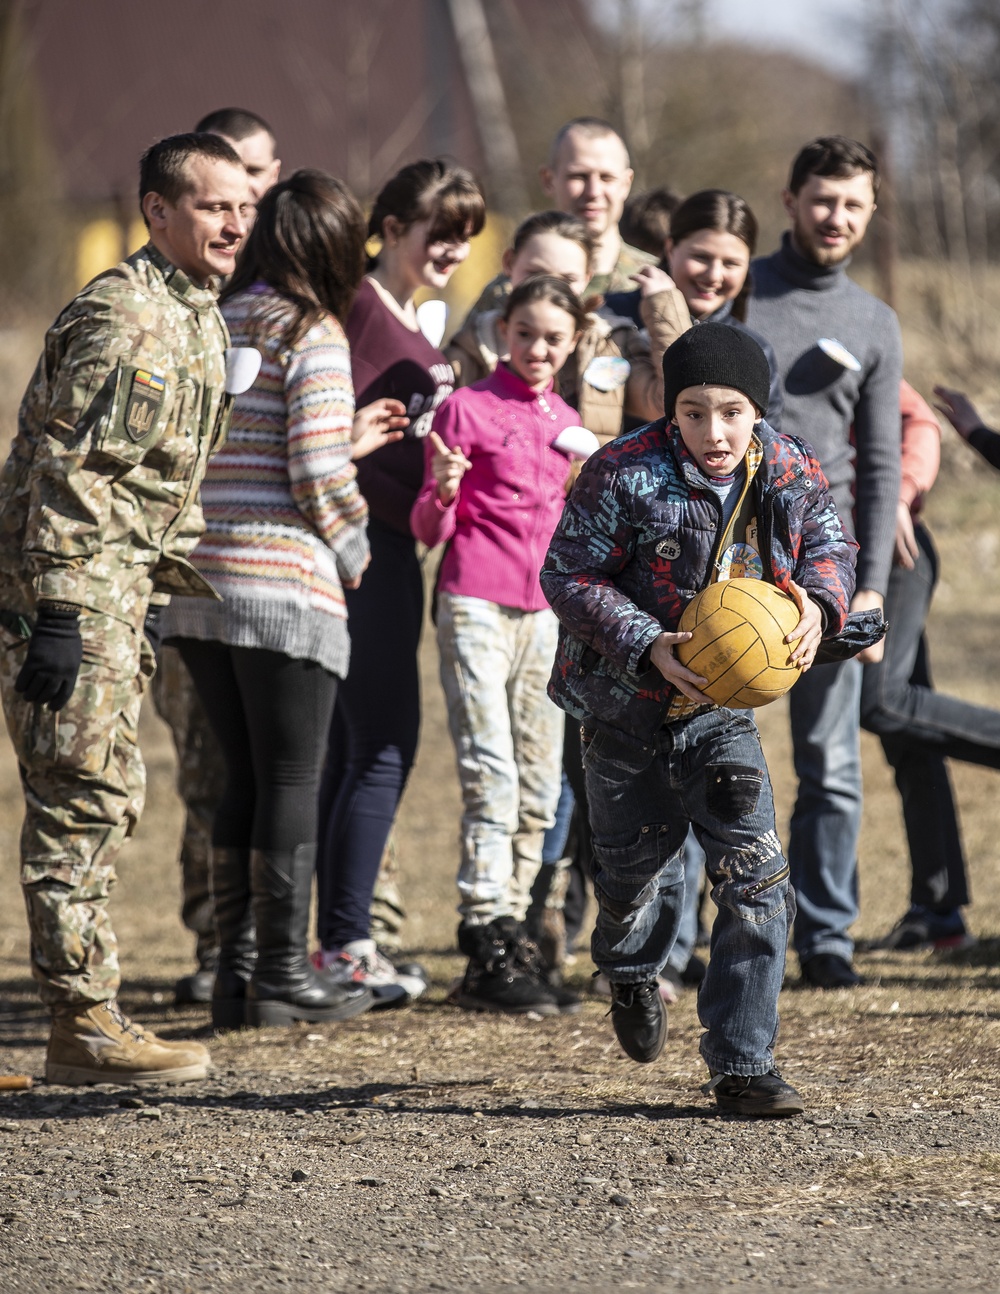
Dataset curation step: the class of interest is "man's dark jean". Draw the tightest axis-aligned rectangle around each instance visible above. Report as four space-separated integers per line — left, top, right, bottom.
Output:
584 708 791 1077
861 522 1000 909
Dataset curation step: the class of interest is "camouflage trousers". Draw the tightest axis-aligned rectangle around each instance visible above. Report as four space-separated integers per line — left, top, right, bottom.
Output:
0 611 152 1007
149 644 225 964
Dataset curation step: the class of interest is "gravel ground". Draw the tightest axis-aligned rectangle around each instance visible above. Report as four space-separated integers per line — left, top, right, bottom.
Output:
2 466 1000 1291
2 981 1000 1293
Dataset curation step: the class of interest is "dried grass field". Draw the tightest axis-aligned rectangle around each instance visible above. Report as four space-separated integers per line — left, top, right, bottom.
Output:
1 290 1000 1290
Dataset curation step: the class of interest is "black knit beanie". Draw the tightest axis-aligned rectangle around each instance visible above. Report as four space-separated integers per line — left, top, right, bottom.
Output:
662 323 770 419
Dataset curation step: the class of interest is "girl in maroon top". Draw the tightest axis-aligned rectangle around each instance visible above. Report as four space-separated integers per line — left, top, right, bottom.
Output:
314 160 485 998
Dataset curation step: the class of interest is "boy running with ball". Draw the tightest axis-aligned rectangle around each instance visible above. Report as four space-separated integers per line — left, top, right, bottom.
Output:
541 325 858 1116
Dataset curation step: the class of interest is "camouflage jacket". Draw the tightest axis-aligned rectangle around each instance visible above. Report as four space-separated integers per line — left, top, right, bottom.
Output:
0 243 230 632
540 418 857 747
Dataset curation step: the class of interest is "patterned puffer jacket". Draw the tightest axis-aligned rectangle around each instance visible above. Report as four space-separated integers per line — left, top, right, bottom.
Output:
540 416 857 748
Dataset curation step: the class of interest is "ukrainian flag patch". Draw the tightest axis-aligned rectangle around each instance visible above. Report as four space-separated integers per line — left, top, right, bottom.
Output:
124 368 166 442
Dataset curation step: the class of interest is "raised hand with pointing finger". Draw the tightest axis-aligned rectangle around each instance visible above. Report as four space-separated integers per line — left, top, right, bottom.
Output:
429 430 472 504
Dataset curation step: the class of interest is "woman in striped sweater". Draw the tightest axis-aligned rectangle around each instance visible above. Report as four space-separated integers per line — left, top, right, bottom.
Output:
165 170 379 1029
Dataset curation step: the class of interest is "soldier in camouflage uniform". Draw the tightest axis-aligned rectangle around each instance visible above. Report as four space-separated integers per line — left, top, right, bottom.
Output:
0 133 250 1085
468 117 655 317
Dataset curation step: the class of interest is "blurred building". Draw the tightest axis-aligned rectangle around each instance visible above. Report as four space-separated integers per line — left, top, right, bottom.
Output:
1 0 603 322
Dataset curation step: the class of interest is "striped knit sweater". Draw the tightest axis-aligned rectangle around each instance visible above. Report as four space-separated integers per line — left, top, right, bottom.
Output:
164 285 369 678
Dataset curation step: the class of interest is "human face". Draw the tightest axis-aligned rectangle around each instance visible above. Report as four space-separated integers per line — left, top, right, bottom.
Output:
505 231 590 298
674 385 757 477
143 155 251 284
497 299 579 391
386 216 472 294
666 229 751 320
782 171 876 266
224 129 280 204
540 130 633 239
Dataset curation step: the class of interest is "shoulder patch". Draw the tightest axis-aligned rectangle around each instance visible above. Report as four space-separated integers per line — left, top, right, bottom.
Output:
123 369 165 441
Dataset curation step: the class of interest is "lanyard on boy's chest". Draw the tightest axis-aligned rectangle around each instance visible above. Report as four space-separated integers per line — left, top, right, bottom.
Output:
711 438 764 583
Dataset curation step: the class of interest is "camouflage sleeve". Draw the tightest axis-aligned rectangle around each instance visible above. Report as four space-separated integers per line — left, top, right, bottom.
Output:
23 290 177 606
540 452 665 675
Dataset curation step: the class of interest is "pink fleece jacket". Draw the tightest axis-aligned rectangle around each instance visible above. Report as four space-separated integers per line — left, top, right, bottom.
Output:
410 363 581 612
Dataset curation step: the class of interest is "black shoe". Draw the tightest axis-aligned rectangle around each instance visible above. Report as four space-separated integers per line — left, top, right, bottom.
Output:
609 980 667 1063
246 846 375 1026
800 952 862 989
208 847 256 1030
496 916 581 1016
680 952 707 986
870 905 974 953
456 919 561 1015
705 1069 804 1117
174 967 215 1005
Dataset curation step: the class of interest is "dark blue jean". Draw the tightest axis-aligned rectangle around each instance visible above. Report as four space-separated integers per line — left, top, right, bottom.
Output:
787 657 863 962
314 522 423 951
861 522 1000 909
584 709 791 1076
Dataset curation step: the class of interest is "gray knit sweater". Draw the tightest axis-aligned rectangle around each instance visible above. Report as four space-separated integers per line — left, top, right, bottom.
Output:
747 233 902 597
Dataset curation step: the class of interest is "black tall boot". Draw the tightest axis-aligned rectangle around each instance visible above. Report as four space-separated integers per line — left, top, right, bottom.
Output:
209 846 255 1031
246 844 374 1026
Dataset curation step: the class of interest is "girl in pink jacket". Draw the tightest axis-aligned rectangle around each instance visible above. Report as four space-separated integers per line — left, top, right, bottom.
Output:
411 275 589 1016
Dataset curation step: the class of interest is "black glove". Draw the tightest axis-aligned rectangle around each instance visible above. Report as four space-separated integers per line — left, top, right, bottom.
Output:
14 604 83 711
143 604 165 657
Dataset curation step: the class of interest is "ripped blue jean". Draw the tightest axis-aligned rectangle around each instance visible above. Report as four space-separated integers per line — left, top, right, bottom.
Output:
584 708 791 1076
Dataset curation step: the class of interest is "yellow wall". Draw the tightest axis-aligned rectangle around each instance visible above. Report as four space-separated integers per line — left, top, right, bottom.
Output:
74 210 512 330
75 216 146 288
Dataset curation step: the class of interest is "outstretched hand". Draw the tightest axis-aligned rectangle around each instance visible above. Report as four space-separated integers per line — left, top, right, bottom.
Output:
429 430 472 504
785 580 823 670
933 385 982 442
649 631 713 704
351 398 409 461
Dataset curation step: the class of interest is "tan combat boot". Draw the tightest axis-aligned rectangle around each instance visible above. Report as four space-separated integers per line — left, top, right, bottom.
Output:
46 1000 211 1085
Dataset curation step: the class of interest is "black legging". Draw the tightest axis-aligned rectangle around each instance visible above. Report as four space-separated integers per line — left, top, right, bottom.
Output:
175 641 338 852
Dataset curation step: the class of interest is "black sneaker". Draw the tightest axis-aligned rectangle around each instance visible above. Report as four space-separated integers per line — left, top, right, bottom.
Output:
800 952 862 989
608 980 667 1063
704 1069 804 1117
455 920 561 1016
871 905 975 952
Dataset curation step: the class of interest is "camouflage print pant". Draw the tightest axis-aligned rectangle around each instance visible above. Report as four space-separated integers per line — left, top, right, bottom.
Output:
0 611 151 1007
149 644 225 962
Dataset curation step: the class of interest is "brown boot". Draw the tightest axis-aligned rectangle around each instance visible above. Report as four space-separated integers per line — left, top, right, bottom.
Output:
46 1001 211 1085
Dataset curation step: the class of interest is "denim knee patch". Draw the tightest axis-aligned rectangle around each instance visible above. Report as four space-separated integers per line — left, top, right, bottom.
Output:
705 764 764 822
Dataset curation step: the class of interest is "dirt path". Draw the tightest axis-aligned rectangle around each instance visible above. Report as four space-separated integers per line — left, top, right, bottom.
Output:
2 467 1000 1291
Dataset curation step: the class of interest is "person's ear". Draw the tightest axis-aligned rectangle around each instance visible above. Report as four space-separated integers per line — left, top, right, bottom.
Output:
142 191 169 229
664 236 675 270
383 215 403 246
501 247 515 278
622 167 634 195
539 163 556 200
781 188 797 222
496 316 509 344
